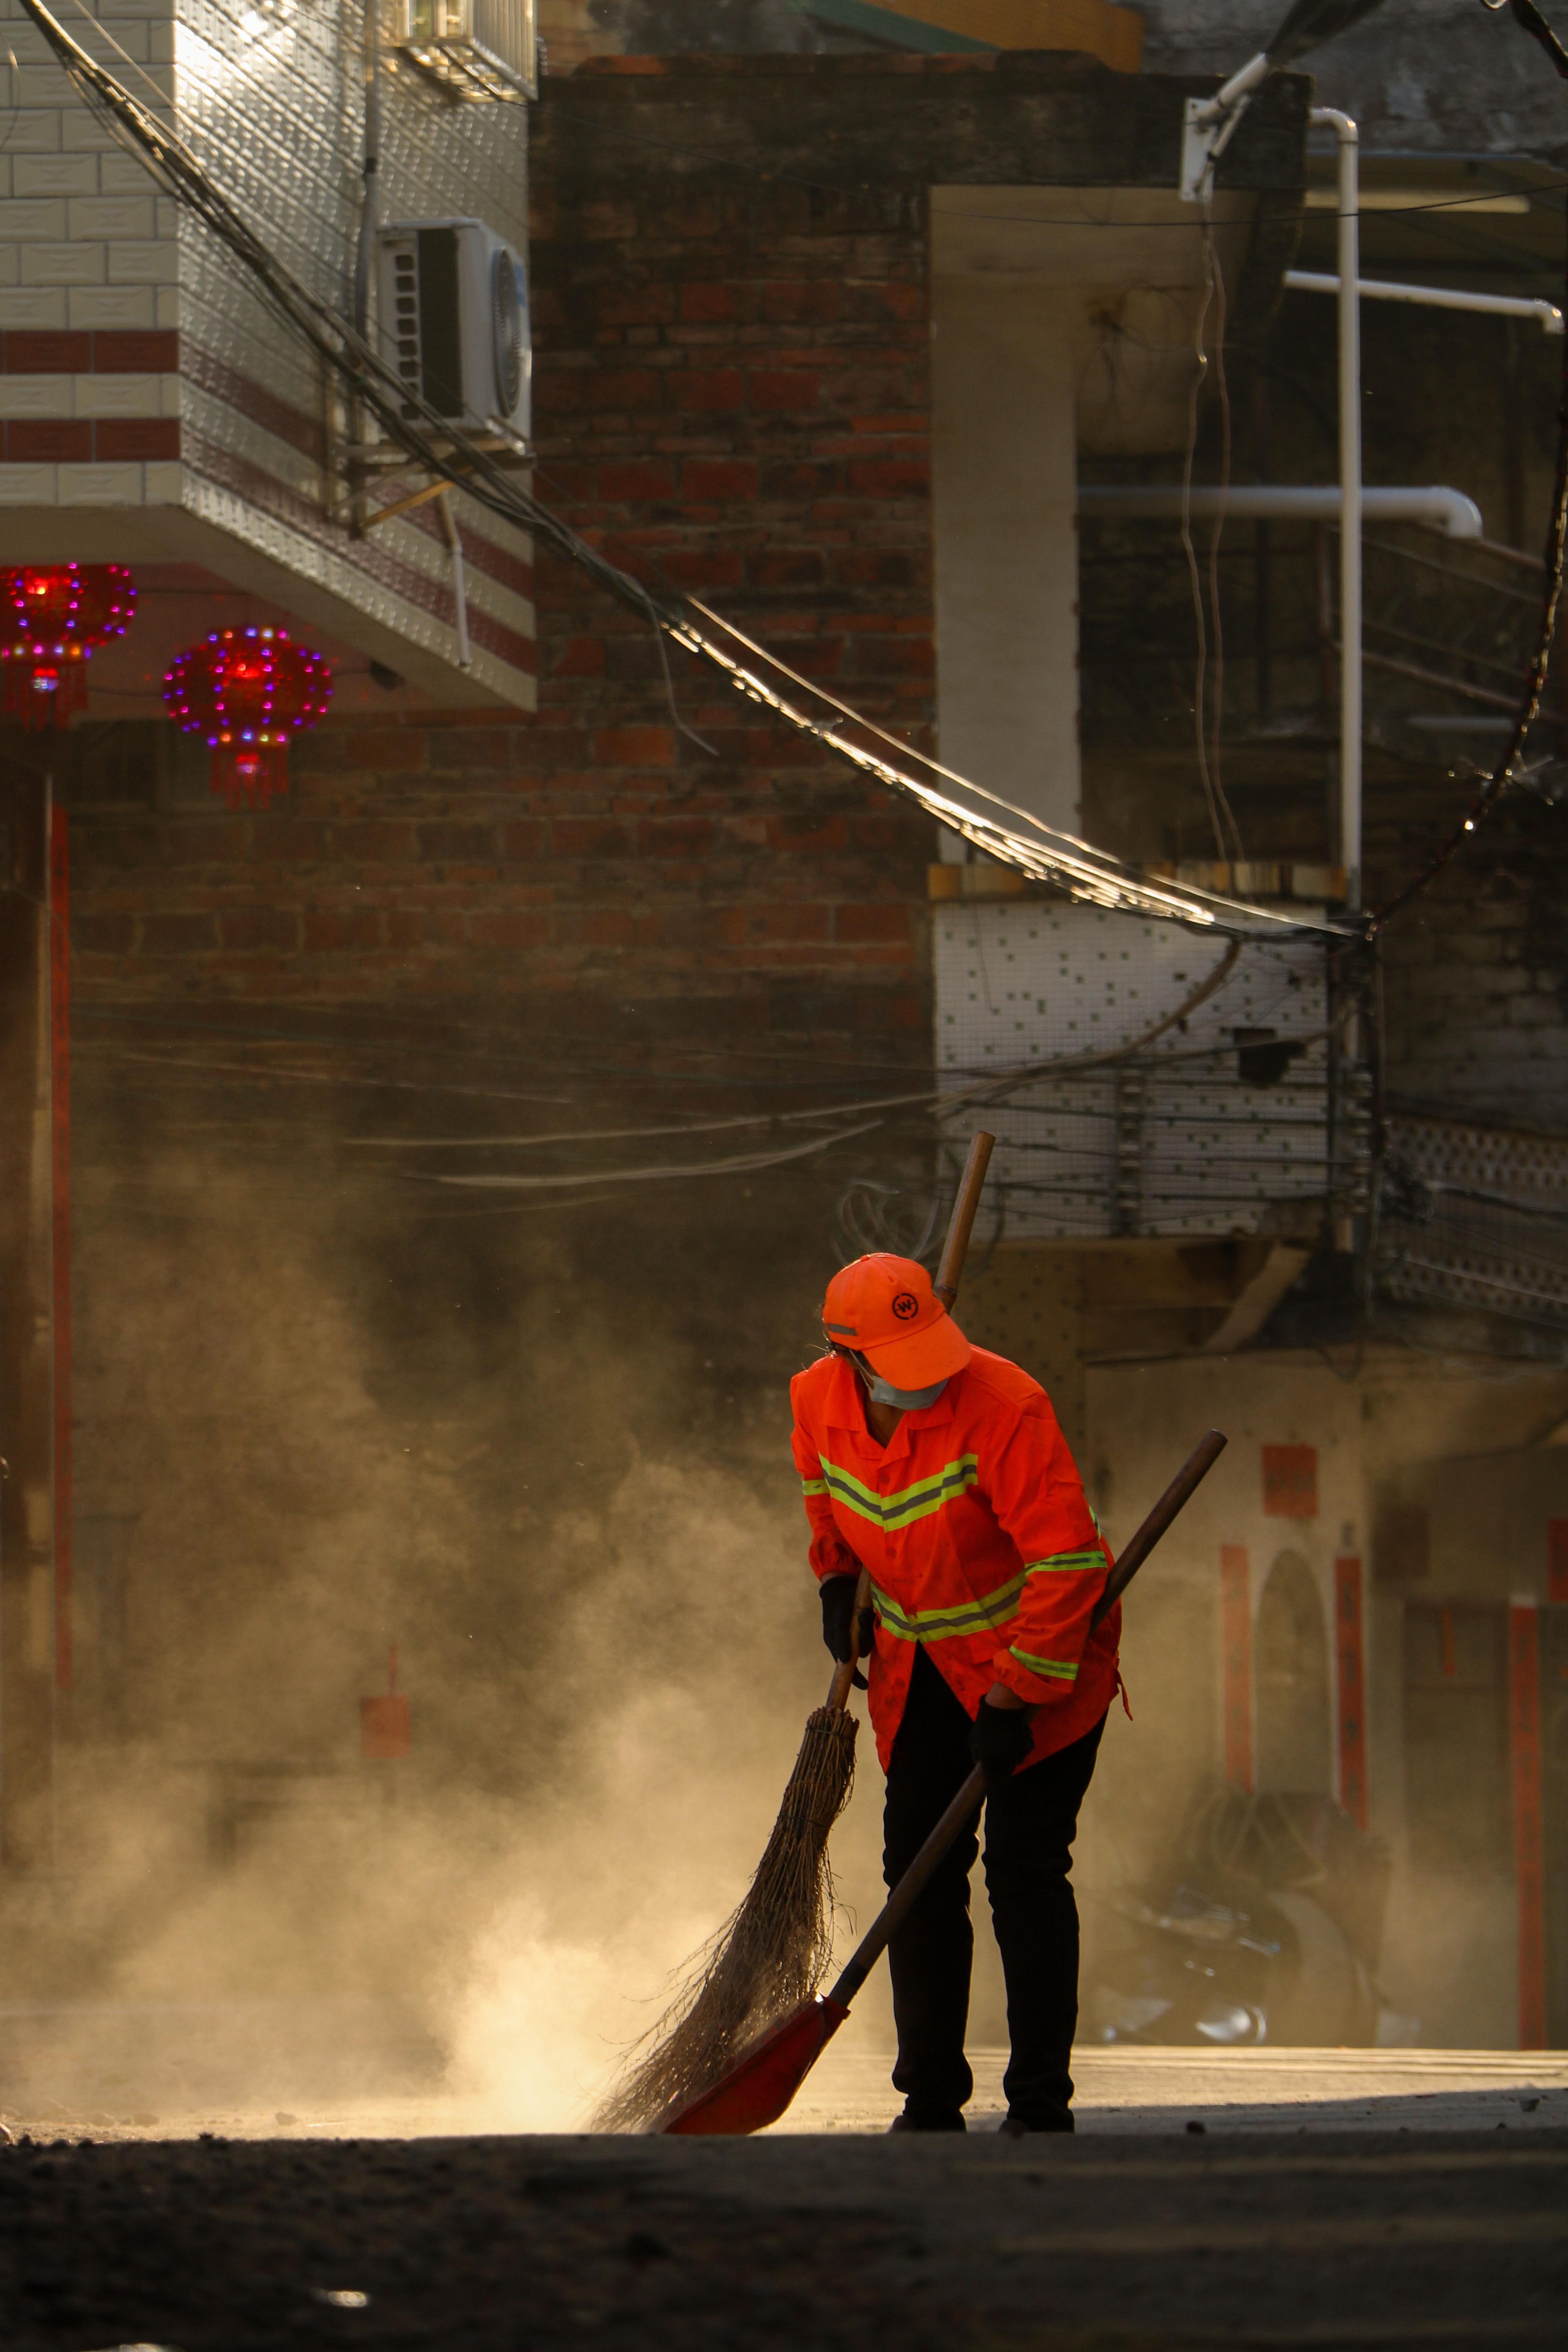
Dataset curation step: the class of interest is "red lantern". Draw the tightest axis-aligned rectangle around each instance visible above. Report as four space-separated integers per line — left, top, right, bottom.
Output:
163 626 332 808
0 564 135 727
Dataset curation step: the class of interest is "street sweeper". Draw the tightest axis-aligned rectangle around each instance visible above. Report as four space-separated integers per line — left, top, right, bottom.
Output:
793 1250 1119 2137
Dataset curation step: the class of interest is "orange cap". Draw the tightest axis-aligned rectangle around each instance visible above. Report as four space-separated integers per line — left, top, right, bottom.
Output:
821 1254 972 1389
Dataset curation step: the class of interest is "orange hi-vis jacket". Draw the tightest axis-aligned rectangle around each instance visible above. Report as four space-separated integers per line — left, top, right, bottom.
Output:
790 1346 1120 1774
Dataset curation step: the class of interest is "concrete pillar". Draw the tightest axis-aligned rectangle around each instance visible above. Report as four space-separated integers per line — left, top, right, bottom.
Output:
931 274 1081 846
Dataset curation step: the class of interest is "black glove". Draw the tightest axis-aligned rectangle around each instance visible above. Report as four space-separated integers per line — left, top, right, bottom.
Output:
969 1698 1034 1794
820 1575 874 1687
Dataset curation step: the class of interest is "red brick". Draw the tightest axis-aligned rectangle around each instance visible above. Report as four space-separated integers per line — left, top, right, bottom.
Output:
849 636 936 677
592 284 678 328
845 281 925 323
552 636 607 678
344 730 427 772
552 817 631 856
469 909 550 948
590 368 662 410
760 459 842 499
570 908 636 948
302 908 383 953
857 989 924 1033
501 820 547 859
219 907 302 953
330 822 419 863
763 280 842 325
72 912 137 955
639 818 717 858
652 551 742 596
680 282 741 324
751 904 831 943
846 454 929 497
747 551 825 589
92 328 179 372
415 823 501 864
749 370 821 413
670 368 745 413
240 822 329 863
8 420 92 463
426 729 513 771
598 458 678 503
95 418 179 462
138 912 219 955
768 815 849 854
836 903 913 944
682 457 759 501
4 331 91 373
592 726 675 767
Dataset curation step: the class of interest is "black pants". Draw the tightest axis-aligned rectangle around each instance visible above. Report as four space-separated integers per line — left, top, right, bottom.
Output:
883 1643 1105 2128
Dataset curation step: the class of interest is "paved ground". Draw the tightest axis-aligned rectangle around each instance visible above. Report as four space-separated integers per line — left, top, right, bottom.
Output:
1 2051 1566 2346
0 2118 1563 2350
7 2044 1566 2144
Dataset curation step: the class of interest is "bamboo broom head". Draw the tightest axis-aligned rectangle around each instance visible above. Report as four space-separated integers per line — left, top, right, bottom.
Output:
593 1705 857 2134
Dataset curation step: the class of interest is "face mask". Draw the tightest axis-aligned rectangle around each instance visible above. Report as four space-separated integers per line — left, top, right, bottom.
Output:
846 1350 948 1413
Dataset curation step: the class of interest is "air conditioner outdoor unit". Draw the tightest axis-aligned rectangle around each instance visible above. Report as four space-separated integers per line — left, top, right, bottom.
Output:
378 219 531 440
396 0 536 102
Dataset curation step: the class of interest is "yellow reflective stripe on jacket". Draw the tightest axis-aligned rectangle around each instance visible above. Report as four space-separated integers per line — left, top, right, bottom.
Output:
818 1451 980 1531
870 1568 1028 1642
800 1475 829 1497
1026 1549 1105 1576
1010 1647 1080 1682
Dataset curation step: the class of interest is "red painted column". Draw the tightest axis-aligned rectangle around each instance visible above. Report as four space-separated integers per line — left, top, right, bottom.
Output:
1334 1554 1368 1830
48 803 71 1696
1510 1598 1546 2051
1220 1544 1252 1792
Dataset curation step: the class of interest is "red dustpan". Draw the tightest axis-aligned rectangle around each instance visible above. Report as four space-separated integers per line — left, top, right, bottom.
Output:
661 1995 850 2135
656 1426 1228 2137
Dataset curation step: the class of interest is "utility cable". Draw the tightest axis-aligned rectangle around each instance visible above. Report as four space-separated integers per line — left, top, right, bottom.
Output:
1370 0 1568 930
1180 221 1225 862
13 0 1337 945
1206 210 1245 862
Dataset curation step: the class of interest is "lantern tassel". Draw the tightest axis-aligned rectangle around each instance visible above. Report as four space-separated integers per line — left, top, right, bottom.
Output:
212 739 291 810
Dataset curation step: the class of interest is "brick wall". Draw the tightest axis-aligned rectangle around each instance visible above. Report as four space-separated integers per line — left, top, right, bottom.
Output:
59 55 938 1072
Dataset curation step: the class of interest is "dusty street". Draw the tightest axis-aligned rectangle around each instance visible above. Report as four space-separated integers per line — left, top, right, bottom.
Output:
1 2052 1565 2349
0 2120 1563 2351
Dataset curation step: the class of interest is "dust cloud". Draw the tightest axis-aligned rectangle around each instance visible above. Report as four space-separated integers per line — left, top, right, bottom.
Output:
26 1053 895 2132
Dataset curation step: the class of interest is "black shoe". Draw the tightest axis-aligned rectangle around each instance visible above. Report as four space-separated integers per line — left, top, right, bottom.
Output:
887 2106 967 2134
998 2109 1074 2136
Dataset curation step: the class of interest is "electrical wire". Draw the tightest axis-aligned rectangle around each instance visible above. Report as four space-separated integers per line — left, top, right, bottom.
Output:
1205 209 1245 862
13 0 1339 945
423 1119 886 1191
1369 0 1568 931
1179 220 1224 862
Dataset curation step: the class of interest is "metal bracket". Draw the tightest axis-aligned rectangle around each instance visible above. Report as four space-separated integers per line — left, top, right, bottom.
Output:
1178 51 1270 205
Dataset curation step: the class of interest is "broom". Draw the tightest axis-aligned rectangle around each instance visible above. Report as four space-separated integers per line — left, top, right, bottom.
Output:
592 1132 996 2134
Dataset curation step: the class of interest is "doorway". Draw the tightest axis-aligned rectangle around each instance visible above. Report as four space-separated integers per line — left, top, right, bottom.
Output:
1256 1550 1332 1792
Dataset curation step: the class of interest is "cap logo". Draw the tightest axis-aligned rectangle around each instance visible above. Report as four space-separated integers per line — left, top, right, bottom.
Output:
891 1291 920 1321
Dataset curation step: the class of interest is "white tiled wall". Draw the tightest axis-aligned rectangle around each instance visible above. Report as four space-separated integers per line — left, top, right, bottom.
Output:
0 0 534 703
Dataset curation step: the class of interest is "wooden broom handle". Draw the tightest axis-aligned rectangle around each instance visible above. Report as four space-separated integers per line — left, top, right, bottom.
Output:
823 1132 996 1712
827 1427 1228 2007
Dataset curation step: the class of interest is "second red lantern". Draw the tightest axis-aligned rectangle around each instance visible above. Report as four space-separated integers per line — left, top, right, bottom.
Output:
163 626 332 808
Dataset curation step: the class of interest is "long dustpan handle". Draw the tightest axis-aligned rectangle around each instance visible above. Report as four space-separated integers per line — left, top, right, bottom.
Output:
823 1131 996 1714
826 1425 1228 2007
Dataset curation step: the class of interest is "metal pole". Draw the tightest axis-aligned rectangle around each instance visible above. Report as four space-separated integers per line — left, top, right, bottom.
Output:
1312 109 1361 910
1284 270 1562 337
